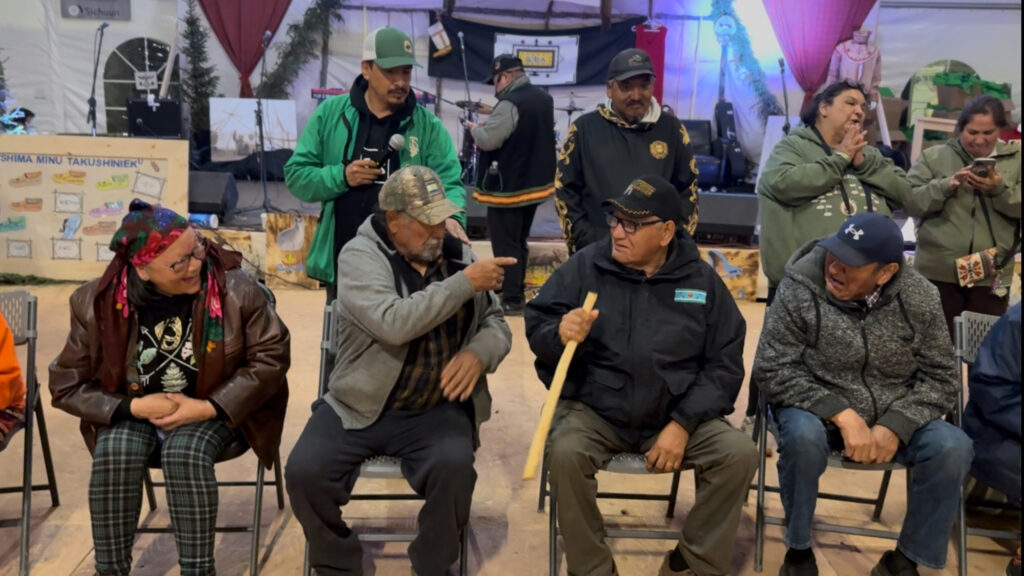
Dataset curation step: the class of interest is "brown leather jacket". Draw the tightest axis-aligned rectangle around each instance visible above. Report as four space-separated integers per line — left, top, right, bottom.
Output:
49 270 290 468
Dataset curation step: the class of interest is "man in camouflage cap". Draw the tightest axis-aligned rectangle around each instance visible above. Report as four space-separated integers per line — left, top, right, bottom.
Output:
287 166 515 575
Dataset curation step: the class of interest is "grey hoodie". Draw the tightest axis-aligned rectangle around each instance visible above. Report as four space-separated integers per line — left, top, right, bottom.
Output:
752 240 957 443
325 216 512 441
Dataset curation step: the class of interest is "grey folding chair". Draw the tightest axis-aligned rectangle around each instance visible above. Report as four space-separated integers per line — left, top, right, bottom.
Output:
302 303 470 576
0 290 60 576
541 452 688 576
954 311 1019 573
753 389 911 572
136 280 285 576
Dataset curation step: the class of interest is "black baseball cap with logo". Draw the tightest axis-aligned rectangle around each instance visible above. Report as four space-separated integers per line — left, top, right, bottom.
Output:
817 212 904 267
602 174 683 224
607 48 655 82
484 54 524 84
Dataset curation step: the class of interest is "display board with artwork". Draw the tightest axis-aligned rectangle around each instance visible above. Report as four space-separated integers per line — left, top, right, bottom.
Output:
0 134 188 280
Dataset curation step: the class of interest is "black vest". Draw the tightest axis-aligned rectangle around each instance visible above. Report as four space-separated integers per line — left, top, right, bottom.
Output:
477 82 555 201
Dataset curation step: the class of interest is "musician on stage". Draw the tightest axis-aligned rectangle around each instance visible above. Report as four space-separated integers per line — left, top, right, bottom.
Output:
285 26 468 303
554 48 698 254
525 175 756 576
465 54 556 315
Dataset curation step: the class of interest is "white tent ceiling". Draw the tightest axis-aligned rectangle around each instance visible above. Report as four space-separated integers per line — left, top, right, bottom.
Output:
1 0 1020 166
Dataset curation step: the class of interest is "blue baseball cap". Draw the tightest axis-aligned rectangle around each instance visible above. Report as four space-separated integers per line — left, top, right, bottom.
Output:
817 213 904 267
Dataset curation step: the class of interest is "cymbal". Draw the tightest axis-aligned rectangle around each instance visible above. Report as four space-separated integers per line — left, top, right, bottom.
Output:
455 100 489 111
556 104 585 113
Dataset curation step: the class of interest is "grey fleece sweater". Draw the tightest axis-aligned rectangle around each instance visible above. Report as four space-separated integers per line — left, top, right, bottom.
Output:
325 217 512 438
753 241 957 443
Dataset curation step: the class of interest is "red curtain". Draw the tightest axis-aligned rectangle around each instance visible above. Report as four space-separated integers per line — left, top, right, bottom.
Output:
763 0 876 111
198 0 293 97
635 25 668 104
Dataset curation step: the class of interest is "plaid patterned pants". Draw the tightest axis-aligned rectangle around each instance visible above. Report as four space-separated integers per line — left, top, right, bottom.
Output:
89 418 235 576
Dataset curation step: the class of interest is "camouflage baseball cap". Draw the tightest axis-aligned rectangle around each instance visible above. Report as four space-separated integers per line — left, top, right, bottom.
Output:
378 166 462 226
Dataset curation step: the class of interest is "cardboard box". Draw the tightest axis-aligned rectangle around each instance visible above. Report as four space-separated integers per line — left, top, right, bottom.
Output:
930 109 961 120
880 97 907 130
936 85 977 110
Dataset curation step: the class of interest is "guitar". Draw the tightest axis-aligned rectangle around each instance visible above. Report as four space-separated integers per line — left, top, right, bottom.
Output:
712 26 746 187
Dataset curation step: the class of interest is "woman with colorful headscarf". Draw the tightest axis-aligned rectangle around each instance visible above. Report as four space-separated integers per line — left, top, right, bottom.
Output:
49 199 290 576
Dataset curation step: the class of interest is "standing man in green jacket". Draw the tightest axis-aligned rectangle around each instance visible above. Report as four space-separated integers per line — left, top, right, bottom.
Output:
285 26 468 302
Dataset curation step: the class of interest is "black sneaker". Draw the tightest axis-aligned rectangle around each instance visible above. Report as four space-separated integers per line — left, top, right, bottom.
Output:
1008 555 1022 576
780 548 817 576
501 301 524 316
870 551 919 576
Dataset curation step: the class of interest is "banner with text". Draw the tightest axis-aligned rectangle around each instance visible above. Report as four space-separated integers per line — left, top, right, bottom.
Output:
427 14 642 86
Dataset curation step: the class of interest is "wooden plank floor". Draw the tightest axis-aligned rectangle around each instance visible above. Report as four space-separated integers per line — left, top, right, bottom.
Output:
0 285 1015 575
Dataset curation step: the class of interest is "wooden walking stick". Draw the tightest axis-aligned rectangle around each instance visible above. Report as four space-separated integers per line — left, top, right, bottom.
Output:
522 291 598 480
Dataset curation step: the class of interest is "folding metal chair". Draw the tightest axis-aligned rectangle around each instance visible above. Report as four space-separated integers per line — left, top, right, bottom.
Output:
540 452 688 576
136 280 285 576
954 311 1020 571
302 303 470 576
753 389 910 572
0 290 60 576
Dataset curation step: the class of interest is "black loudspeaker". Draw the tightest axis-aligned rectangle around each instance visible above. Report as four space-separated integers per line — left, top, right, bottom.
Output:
188 172 238 218
694 191 758 241
127 98 190 138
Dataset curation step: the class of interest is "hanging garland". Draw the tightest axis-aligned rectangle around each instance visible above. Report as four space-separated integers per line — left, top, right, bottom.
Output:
710 0 782 124
259 0 345 99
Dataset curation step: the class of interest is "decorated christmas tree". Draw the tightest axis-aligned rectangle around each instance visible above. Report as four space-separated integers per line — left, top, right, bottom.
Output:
180 0 220 150
1 47 27 134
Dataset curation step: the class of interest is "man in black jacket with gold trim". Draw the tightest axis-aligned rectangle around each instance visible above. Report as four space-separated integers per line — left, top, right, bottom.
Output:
526 175 756 576
555 48 699 254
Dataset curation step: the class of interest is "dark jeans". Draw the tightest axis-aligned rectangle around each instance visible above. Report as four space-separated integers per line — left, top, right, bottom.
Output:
286 399 476 576
932 280 1009 342
487 204 538 305
774 407 973 569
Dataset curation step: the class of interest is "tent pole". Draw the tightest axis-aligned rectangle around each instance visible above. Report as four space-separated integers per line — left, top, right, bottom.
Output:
688 17 701 119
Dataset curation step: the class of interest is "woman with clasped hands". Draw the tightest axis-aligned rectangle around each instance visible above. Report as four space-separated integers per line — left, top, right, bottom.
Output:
758 79 911 298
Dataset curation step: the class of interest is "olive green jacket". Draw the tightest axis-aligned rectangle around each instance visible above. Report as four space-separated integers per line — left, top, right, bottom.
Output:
758 125 911 287
905 138 1021 288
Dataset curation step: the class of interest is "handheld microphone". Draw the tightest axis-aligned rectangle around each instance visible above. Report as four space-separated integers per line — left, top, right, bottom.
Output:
457 31 464 39
370 134 405 167
98 22 110 31
261 30 272 47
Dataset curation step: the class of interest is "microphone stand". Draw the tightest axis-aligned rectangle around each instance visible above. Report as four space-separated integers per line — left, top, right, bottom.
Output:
87 24 107 136
779 57 790 135
236 36 284 223
456 32 478 185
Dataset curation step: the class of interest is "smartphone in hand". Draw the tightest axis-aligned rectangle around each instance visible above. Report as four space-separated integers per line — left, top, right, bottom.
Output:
971 157 996 178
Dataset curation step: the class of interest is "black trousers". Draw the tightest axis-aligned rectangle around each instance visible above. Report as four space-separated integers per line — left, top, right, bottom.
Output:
487 204 538 305
286 399 476 576
932 280 1009 343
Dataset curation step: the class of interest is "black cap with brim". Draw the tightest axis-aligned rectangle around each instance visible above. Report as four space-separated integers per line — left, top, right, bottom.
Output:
484 54 523 84
607 48 656 82
601 174 683 223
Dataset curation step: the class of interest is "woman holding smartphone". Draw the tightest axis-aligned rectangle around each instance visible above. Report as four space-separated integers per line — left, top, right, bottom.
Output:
906 95 1021 338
